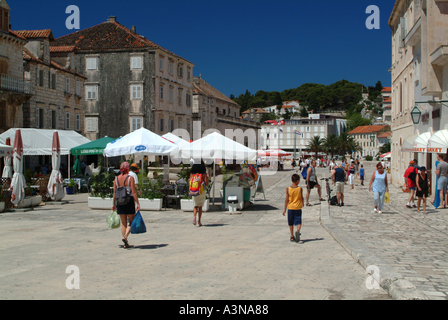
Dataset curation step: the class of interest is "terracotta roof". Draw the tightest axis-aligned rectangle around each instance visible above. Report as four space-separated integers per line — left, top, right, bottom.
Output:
15 29 54 40
50 46 76 53
23 47 86 79
378 131 392 138
192 77 240 107
381 87 391 92
383 97 392 103
242 108 269 114
8 29 27 40
52 19 192 64
348 125 390 135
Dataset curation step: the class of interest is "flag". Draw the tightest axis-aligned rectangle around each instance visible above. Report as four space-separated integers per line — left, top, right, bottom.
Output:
295 130 301 135
279 128 283 132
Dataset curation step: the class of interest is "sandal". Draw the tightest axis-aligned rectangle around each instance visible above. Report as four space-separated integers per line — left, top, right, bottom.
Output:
193 217 196 225
122 238 130 249
319 198 325 201
306 203 313 206
290 236 295 242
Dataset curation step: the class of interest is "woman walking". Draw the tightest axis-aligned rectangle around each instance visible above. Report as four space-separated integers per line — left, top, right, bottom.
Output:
368 162 388 214
348 161 356 189
416 166 430 214
112 162 140 248
190 160 209 227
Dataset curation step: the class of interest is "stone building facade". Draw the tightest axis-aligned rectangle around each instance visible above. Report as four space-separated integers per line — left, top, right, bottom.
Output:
51 16 194 141
16 30 86 133
0 0 32 134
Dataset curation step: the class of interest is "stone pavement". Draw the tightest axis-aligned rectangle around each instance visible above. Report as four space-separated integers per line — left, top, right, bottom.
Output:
0 168 390 300
323 161 448 300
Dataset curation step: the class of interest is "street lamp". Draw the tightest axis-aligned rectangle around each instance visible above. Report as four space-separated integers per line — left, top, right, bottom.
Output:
370 133 375 143
411 106 422 124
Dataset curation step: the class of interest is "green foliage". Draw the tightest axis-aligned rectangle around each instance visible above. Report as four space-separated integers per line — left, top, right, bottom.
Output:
366 155 373 161
89 170 115 198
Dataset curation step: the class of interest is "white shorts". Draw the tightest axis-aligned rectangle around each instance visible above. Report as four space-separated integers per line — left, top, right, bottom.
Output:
349 174 355 185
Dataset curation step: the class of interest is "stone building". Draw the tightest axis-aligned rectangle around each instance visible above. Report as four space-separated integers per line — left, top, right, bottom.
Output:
192 76 259 149
51 16 195 140
15 30 86 132
0 0 32 134
348 125 391 158
389 0 448 187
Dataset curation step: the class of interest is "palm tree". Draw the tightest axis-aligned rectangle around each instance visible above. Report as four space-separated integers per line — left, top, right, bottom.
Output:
322 134 338 158
337 132 362 157
307 135 324 159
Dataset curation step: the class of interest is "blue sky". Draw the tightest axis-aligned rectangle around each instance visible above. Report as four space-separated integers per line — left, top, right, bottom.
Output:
10 0 395 97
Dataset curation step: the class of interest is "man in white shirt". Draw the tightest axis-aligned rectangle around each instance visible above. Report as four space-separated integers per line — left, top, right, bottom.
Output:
129 163 139 185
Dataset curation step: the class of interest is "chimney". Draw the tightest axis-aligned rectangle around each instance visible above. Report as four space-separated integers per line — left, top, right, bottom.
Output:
131 26 136 34
108 16 117 22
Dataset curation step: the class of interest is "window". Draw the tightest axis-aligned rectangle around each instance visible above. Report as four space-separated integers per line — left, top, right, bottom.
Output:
131 85 142 100
170 87 174 103
36 108 44 128
160 86 164 100
0 101 6 127
65 112 70 129
178 89 182 104
86 118 98 132
76 81 81 96
187 69 191 80
178 119 182 129
38 69 44 87
186 92 191 106
131 117 142 132
86 86 98 100
51 73 56 90
170 119 175 132
169 61 174 74
86 57 97 70
131 56 142 69
177 64 183 78
65 78 70 93
159 57 164 70
49 110 56 129
158 118 164 132
75 114 80 131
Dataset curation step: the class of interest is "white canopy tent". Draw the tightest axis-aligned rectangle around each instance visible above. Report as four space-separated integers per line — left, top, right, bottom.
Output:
177 132 257 205
0 143 12 155
427 129 448 153
0 128 90 155
412 132 432 153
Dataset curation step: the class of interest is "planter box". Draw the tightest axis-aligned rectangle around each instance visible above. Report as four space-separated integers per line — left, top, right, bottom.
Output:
0 202 4 213
17 197 32 208
66 187 74 194
30 195 42 207
140 198 162 211
180 199 209 212
88 197 113 210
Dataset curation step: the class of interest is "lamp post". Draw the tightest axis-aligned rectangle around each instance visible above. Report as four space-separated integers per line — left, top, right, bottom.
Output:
411 106 422 125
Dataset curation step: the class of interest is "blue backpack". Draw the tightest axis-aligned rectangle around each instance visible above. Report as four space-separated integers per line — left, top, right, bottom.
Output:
302 166 308 180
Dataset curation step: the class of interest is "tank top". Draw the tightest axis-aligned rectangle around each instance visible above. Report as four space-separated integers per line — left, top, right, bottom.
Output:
372 170 387 193
308 167 316 182
288 186 303 210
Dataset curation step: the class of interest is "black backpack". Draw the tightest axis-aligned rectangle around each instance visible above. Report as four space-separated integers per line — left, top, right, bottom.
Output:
330 195 338 206
408 168 417 183
115 176 131 206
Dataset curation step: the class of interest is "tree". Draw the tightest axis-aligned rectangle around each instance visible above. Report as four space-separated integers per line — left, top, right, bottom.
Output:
307 135 324 159
322 134 338 158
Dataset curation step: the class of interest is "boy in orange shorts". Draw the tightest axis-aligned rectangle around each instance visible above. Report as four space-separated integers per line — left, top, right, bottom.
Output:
282 174 304 243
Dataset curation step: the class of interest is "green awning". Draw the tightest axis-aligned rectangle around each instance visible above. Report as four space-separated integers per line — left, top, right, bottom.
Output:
70 136 117 156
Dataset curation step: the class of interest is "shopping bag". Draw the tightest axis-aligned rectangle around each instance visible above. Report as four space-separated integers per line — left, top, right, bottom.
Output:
107 211 120 229
384 192 390 203
130 211 146 234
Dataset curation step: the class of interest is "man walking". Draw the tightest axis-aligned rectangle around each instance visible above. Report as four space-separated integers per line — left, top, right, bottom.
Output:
331 163 347 206
404 160 418 208
435 154 448 208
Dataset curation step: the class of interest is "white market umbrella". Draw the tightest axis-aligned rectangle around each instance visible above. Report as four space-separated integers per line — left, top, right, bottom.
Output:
103 127 178 157
178 132 257 205
10 130 27 206
47 131 65 201
1 137 13 178
427 129 448 153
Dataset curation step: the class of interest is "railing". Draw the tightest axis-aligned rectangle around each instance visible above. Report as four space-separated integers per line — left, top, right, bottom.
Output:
0 74 33 94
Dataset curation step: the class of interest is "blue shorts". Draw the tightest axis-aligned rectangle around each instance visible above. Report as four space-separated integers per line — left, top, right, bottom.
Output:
288 209 302 226
409 187 417 191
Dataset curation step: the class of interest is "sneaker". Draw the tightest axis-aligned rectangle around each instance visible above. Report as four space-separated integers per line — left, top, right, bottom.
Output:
295 231 301 243
378 210 382 214
374 208 377 213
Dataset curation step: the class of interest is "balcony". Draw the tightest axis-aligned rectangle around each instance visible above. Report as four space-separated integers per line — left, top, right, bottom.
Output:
0 74 33 95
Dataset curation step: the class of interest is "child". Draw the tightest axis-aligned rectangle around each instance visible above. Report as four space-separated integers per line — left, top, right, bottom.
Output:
282 174 304 243
360 164 365 186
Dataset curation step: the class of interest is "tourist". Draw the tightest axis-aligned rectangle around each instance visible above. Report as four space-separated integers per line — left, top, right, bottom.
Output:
435 154 448 209
368 162 388 214
129 163 139 185
190 160 209 227
112 161 140 249
348 160 356 189
330 163 347 206
360 164 365 186
404 161 418 208
282 174 304 242
416 166 430 214
305 160 325 206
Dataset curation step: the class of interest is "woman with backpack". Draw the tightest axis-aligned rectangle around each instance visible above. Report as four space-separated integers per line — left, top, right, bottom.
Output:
190 161 209 227
112 161 140 248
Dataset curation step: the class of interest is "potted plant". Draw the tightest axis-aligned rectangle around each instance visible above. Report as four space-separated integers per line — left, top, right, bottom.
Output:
139 179 163 211
88 169 114 209
66 179 75 194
